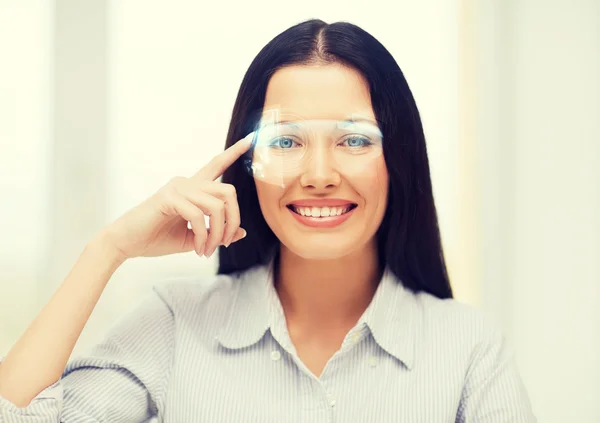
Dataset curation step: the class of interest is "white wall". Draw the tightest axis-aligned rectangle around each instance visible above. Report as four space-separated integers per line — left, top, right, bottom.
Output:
0 0 52 352
466 0 600 421
511 1 600 419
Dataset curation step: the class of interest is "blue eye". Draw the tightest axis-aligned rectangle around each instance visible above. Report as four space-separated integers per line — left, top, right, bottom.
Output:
269 137 297 149
343 136 373 148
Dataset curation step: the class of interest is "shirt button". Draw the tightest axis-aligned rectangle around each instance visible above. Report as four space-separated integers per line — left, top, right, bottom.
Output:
327 393 336 407
352 332 361 344
368 356 378 367
270 350 281 361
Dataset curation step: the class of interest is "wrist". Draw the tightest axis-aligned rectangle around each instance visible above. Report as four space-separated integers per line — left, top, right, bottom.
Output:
88 229 128 269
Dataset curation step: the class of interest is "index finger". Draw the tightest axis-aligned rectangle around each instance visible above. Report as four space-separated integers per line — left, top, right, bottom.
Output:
195 133 254 181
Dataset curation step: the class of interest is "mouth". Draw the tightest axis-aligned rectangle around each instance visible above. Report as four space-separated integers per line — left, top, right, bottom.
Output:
286 204 358 218
285 202 358 229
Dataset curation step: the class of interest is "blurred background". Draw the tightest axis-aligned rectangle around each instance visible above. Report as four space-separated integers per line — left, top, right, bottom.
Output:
0 0 598 421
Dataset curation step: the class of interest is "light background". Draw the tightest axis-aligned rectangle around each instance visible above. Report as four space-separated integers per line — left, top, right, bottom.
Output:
0 1 599 421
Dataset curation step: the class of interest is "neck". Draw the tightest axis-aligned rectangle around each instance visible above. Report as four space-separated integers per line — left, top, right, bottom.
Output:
274 241 382 331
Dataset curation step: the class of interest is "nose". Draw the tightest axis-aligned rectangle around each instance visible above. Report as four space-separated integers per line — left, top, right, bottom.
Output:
299 146 341 190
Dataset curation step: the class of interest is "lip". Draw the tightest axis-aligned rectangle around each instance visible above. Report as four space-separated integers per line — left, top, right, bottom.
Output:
287 198 356 207
287 204 357 228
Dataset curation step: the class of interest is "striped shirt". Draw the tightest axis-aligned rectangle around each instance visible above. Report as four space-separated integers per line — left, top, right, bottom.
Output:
0 261 536 422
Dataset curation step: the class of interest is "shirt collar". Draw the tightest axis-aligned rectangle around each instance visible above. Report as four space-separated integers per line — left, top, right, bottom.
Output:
215 261 275 350
215 260 418 370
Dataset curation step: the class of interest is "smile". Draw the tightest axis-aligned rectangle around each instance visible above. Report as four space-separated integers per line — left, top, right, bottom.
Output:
287 204 357 217
285 202 358 228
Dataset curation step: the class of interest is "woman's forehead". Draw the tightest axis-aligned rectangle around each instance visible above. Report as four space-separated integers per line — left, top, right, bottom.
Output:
258 107 379 127
263 64 376 122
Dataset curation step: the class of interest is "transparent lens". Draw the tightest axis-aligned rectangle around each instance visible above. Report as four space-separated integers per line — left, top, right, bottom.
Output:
244 117 383 187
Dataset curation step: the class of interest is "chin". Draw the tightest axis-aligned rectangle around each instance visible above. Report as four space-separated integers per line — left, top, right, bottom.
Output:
280 237 361 261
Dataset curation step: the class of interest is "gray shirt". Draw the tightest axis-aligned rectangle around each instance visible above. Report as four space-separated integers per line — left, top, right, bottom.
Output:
0 262 536 422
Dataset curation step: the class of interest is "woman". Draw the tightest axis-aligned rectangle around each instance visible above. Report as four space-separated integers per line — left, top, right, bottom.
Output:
0 19 536 422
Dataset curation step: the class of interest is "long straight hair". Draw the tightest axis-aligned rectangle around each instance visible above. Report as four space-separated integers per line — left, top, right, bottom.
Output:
217 19 453 299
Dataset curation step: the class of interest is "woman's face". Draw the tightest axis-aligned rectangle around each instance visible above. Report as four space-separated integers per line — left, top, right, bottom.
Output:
254 64 389 260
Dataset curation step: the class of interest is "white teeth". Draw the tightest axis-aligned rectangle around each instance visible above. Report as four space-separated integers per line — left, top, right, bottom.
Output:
292 205 353 217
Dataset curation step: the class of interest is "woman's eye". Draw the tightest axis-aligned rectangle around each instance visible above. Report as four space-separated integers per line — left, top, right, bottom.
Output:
343 136 372 147
269 137 296 148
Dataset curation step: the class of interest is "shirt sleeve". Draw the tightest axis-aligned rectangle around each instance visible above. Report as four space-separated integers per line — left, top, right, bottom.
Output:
455 320 537 423
0 284 175 423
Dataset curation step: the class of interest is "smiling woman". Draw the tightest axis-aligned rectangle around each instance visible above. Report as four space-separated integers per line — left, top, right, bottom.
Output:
0 19 536 422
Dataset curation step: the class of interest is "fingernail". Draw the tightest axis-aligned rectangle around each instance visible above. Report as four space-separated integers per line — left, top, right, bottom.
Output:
240 229 247 239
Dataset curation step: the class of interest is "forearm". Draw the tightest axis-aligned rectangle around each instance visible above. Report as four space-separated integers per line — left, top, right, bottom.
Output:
0 231 125 407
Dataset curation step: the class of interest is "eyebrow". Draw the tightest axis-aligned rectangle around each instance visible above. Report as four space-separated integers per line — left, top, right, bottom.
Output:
336 118 380 128
342 117 379 125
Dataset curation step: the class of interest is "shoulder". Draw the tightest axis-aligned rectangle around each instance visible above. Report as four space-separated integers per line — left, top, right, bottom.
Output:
150 270 241 318
408 293 533 417
416 291 501 333
147 266 263 338
152 273 235 306
409 290 506 360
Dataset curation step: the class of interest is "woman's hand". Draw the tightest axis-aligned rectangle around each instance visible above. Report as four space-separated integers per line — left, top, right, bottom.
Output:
102 135 252 259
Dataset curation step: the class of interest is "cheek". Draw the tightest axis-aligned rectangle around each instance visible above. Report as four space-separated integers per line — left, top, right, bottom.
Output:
255 181 285 220
374 159 390 197
345 158 389 207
